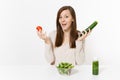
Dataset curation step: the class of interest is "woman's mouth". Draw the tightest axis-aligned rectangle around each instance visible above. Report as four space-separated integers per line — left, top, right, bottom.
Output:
61 23 67 27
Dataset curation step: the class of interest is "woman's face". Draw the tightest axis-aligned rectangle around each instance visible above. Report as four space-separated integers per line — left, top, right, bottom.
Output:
59 10 74 32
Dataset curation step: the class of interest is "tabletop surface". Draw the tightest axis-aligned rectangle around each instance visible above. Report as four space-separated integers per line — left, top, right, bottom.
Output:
0 65 120 80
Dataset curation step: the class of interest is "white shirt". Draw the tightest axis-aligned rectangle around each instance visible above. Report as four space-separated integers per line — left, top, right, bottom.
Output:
44 31 85 66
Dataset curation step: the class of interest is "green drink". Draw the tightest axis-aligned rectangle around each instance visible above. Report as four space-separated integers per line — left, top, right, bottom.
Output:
92 58 99 75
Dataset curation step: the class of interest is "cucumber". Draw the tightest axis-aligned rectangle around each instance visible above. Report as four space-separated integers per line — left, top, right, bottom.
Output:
81 21 98 34
86 21 98 32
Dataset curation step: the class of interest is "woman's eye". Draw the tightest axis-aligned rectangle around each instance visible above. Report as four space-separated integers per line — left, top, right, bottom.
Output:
65 16 69 18
59 16 62 18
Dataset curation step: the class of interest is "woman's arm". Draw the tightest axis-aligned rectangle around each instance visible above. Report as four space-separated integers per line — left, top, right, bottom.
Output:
44 40 55 65
37 30 55 65
75 40 85 65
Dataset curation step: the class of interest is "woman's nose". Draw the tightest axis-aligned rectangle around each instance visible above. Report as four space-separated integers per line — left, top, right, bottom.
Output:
61 18 65 22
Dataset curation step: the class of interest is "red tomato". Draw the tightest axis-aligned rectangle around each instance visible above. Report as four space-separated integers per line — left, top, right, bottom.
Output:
36 26 42 31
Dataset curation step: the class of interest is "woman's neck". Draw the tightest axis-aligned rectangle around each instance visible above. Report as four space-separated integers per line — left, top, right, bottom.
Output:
63 30 70 44
63 28 71 37
64 32 70 37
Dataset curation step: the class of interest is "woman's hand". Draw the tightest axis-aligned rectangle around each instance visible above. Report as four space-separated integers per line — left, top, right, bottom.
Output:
36 30 51 44
77 28 91 41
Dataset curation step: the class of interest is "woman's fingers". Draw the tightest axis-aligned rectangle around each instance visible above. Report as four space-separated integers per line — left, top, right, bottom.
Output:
83 30 87 36
37 30 47 40
77 29 91 41
42 32 47 40
87 28 91 36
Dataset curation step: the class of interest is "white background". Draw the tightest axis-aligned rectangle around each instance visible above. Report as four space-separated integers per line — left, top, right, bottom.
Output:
0 0 120 66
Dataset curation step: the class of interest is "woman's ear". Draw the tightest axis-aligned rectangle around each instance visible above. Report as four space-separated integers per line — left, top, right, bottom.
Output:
72 19 74 22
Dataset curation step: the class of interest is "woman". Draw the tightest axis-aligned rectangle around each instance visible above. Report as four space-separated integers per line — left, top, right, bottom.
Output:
37 6 91 66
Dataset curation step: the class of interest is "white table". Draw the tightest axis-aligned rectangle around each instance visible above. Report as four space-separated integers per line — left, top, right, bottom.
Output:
0 65 120 80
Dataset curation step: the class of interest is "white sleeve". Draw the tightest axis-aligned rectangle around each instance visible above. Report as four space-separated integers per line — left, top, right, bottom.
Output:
44 43 55 64
75 40 85 65
44 31 56 65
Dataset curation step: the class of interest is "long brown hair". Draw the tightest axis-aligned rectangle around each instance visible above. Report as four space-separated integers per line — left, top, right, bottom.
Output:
55 6 78 48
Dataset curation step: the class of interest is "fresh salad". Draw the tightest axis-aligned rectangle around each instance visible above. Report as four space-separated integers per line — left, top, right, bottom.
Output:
56 62 74 75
